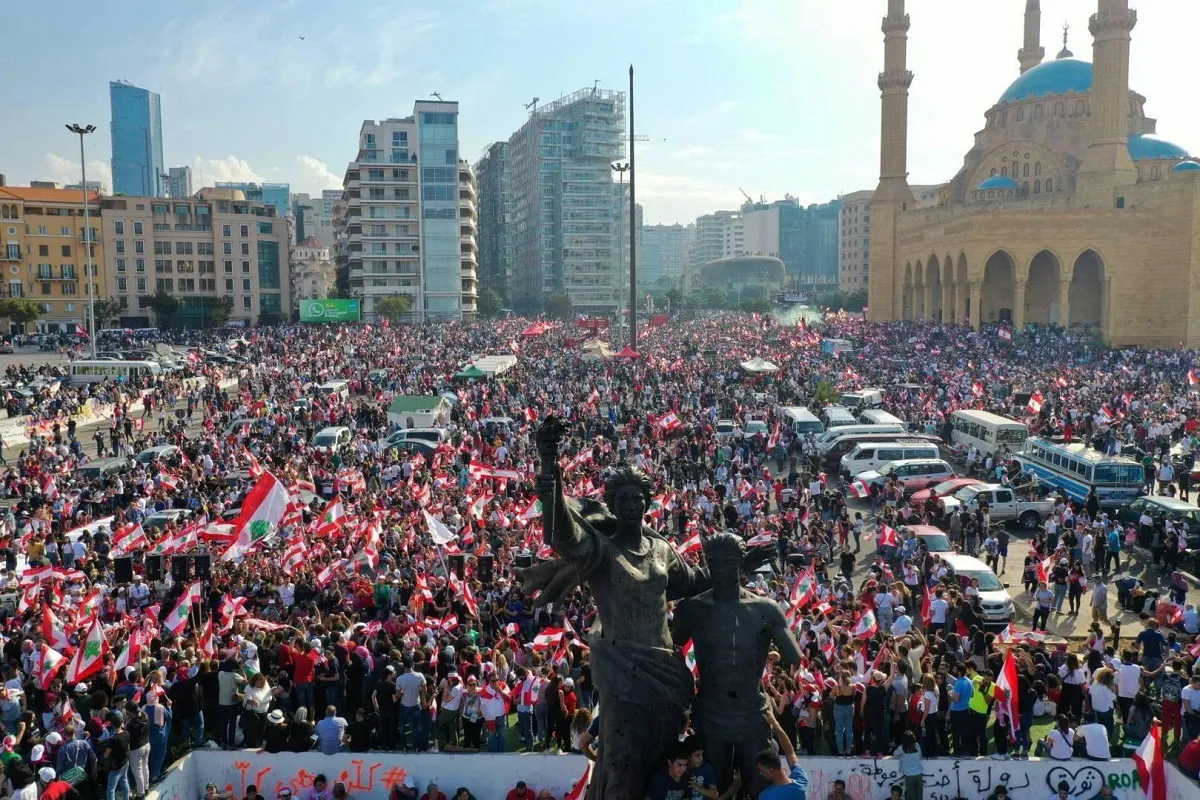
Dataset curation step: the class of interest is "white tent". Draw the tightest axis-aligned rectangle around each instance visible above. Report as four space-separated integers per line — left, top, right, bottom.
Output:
740 357 780 373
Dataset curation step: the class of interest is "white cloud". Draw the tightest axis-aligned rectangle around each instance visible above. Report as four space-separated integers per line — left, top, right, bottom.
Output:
191 155 264 185
43 153 111 193
295 156 342 195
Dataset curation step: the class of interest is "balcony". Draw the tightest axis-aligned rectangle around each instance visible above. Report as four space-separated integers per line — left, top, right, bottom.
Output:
459 183 476 201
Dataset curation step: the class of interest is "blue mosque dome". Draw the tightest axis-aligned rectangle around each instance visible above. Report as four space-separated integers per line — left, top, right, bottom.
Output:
978 176 1019 190
1171 160 1200 172
999 58 1093 103
1128 134 1189 161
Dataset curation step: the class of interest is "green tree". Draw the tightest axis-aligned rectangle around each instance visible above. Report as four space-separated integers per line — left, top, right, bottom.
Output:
544 292 573 320
374 294 413 325
665 288 683 311
476 287 503 317
0 299 42 333
92 297 123 330
201 296 233 327
814 379 840 407
145 291 182 327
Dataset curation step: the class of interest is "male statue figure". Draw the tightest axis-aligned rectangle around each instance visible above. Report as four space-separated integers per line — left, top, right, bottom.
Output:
671 531 803 798
519 417 706 800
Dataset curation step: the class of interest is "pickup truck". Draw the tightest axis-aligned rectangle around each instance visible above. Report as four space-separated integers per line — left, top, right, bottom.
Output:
939 483 1056 529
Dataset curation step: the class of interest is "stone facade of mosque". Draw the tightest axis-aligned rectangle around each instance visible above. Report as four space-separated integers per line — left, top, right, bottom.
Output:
867 0 1200 348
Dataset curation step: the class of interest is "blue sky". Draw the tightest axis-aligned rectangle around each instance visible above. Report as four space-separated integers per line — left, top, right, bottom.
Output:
6 0 1200 224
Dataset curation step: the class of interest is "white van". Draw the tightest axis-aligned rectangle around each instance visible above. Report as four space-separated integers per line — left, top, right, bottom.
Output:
820 406 858 430
816 424 907 454
780 407 825 436
316 380 351 401
838 388 885 410
950 409 1028 457
840 440 942 479
858 409 906 427
312 426 352 453
386 428 449 447
939 553 1014 627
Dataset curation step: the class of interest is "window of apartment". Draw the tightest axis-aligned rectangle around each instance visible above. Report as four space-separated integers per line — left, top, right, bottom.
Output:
135 259 145 272
368 169 385 180
222 242 232 255
114 221 124 235
365 133 376 147
136 277 146 292
39 282 50 295
157 278 173 292
36 265 51 279
257 222 272 235
117 277 128 292
369 225 387 237
134 240 144 254
37 226 47 235
118 296 127 309
175 241 193 255
392 131 407 146
224 278 234 292
393 188 410 200
239 224 248 237
224 260 233 273
179 279 195 292
154 241 169 255
37 245 48 257
222 224 231 237
242 278 251 292
115 258 126 273
368 188 385 200
59 226 69 236
133 221 143 235
62 265 76 279
392 169 409 181
242 297 252 310
115 240 125 254
241 261 250 273
240 243 249 256
391 150 409 164
198 242 214 255
155 259 171 273
420 111 456 125
63 283 76 295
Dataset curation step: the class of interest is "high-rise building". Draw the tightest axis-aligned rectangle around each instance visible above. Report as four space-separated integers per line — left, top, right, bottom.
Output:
497 88 626 313
110 81 164 197
0 186 103 334
687 210 743 292
741 196 841 286
475 141 511 300
641 224 687 288
100 188 289 327
166 166 192 199
840 184 941 291
214 182 290 218
334 101 477 321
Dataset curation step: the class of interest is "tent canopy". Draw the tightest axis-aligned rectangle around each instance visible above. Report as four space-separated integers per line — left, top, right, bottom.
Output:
615 346 640 359
740 357 780 373
521 323 547 337
455 365 487 378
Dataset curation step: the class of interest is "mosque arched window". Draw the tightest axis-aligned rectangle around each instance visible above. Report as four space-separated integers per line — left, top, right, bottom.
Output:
1023 164 1030 178
1016 107 1025 122
1001 167 1008 177
1046 179 1053 192
1023 182 1029 194
1034 162 1042 176
1034 180 1041 194
0 207 7 220
1054 102 1064 117
1075 100 1085 116
991 168 997 177
1034 104 1044 119
988 191 995 199
1152 166 1160 180
1001 111 1008 126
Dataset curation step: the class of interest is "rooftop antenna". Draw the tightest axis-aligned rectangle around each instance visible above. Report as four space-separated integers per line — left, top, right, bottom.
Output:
592 79 601 95
431 92 443 100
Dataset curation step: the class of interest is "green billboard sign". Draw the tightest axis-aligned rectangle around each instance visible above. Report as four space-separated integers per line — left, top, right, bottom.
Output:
300 299 361 323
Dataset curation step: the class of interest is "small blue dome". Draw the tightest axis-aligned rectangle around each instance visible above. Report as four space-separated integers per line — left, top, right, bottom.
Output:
999 58 1092 103
1171 160 1200 172
1128 134 1189 161
979 176 1020 190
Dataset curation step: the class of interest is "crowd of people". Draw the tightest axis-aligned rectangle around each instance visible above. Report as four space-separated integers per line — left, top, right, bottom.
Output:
0 312 1195 800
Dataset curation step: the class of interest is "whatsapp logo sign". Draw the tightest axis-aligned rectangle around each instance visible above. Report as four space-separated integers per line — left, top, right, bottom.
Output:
307 301 328 318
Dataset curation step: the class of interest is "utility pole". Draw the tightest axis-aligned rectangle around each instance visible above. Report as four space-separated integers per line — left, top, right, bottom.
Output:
611 162 629 325
628 64 638 351
66 123 97 356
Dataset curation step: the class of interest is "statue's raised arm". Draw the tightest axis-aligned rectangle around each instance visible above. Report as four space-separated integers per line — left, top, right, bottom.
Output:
536 415 576 552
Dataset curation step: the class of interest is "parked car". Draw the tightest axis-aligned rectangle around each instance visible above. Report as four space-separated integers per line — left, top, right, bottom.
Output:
312 426 352 454
940 553 1014 628
854 458 956 495
904 524 953 553
910 477 986 506
714 419 741 441
135 445 182 466
143 508 193 532
1116 495 1200 549
939 483 1057 530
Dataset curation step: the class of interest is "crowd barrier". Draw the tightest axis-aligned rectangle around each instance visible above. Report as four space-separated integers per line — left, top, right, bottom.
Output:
141 750 1200 800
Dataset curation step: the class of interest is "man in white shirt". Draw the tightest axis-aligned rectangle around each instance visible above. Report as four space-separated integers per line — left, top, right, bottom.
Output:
129 576 150 609
929 590 949 634
278 581 295 608
1075 712 1111 760
1116 650 1149 719
394 662 426 752
433 674 463 752
890 606 912 638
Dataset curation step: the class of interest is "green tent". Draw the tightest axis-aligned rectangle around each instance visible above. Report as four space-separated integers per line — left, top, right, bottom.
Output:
456 365 487 379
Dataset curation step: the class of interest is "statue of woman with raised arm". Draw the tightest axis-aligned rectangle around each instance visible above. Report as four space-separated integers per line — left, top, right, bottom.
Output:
519 416 706 800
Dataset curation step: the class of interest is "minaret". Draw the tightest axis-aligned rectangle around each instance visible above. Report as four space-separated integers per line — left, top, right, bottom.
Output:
1018 0 1046 73
869 0 914 323
1077 0 1138 207
874 0 915 204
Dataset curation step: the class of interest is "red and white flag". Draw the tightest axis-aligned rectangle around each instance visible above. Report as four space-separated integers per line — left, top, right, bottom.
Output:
36 644 65 691
282 539 308 575
467 460 521 482
1132 722 1166 800
164 580 202 636
745 531 777 548
112 523 148 555
114 628 143 671
562 763 592 800
657 412 682 434
41 606 72 651
65 617 108 684
848 480 871 500
532 627 565 651
681 640 699 678
197 616 216 659
997 327 1013 342
1189 370 1199 387
994 649 1021 743
74 322 89 338
971 381 984 398
876 524 899 548
852 609 879 640
673 530 702 556
222 471 290 561
315 496 346 535
1027 391 1044 414
789 567 817 611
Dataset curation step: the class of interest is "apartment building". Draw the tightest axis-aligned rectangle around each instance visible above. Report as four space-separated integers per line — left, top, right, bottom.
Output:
839 184 942 291
166 166 192 199
334 102 477 322
686 210 743 293
474 141 511 300
0 185 103 334
640 224 687 289
100 188 289 327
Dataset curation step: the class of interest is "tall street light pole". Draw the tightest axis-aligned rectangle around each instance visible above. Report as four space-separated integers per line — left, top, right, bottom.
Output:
611 162 629 325
627 65 638 352
66 123 97 357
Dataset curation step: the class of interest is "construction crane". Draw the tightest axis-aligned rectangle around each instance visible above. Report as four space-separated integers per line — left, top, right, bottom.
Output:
431 92 443 100
739 188 754 205
524 97 539 114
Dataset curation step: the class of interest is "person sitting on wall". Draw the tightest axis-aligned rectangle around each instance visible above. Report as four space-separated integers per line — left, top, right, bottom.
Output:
419 784 447 800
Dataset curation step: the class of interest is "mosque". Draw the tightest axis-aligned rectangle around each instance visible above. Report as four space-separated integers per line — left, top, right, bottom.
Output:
867 0 1200 348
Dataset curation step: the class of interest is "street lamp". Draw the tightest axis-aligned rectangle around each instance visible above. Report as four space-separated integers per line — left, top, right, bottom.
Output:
66 123 97 358
611 162 629 323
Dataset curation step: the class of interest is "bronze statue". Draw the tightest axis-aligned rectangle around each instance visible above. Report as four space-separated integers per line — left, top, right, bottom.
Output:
671 532 803 798
520 417 707 800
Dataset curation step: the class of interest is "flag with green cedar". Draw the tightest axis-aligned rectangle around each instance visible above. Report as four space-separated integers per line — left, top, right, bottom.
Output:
65 617 108 684
165 580 202 636
222 471 291 561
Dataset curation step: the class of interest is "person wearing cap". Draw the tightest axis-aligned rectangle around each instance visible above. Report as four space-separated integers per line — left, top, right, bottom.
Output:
890 606 912 638
37 766 80 800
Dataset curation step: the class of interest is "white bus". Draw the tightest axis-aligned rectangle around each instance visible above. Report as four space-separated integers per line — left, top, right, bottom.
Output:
949 409 1028 457
780 406 825 436
1013 437 1144 508
68 360 162 384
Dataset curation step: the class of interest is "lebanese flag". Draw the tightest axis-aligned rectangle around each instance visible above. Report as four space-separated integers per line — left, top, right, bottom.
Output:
681 640 699 678
164 580 202 636
532 627 565 651
197 616 216 659
243 449 263 478
65 617 108 684
222 471 290 561
852 609 879 639
112 523 148 554
74 322 89 338
157 472 180 492
673 530 702 556
36 644 66 691
282 539 308 575
997 327 1013 342
1036 555 1054 584
821 636 836 662
423 509 458 546
971 381 984 398
562 763 592 800
995 649 1021 743
848 480 871 500
520 498 543 521
1189 370 1199 387
1133 722 1166 800
41 606 72 651
114 628 143 671
745 531 777 548
920 591 932 626
41 474 59 500
1027 391 1045 414
877 524 899 548
657 412 682 434
315 559 345 588
316 496 346 535
789 567 817 610
467 460 521 481
1055 375 1069 389
219 594 249 631
412 483 432 507
767 422 780 450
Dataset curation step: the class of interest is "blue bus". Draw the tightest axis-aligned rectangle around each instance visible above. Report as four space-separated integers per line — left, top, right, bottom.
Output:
1012 437 1144 508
